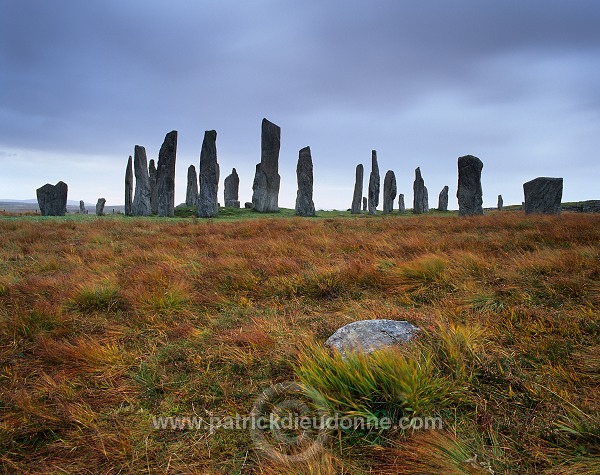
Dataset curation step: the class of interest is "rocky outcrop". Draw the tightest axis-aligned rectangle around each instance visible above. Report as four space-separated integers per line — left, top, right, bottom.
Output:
224 168 240 208
186 165 198 207
295 146 316 217
457 155 484 216
413 167 428 214
368 151 380 215
125 156 133 216
197 130 219 218
382 170 397 214
523 177 563 215
96 198 106 216
156 130 178 217
252 118 281 212
351 164 364 214
438 186 449 211
132 145 152 216
37 182 68 216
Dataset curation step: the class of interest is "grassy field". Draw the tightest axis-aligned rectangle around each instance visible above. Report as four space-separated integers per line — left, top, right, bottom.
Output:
0 210 598 474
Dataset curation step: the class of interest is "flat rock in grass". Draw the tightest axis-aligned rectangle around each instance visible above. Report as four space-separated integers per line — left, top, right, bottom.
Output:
325 319 419 356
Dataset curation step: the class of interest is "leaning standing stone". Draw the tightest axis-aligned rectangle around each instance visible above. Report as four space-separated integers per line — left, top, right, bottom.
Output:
36 181 68 216
156 131 178 217
132 145 152 216
438 185 449 211
186 165 199 207
351 164 364 214
497 194 503 210
413 167 428 214
125 156 133 216
96 198 106 216
457 155 484 216
224 168 240 208
197 130 220 218
252 118 281 212
398 194 406 214
383 170 397 214
294 146 316 217
523 177 563 214
149 159 158 215
368 150 380 215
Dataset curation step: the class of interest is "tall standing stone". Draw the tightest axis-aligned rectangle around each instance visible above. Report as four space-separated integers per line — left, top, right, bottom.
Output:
382 170 397 214
368 150 380 215
295 146 316 217
197 130 219 218
523 177 563 215
96 198 106 216
398 194 406 214
362 197 367 212
132 145 152 216
351 164 364 214
224 168 240 208
36 181 68 216
149 159 158 215
252 118 281 212
125 156 133 216
497 195 503 210
157 131 178 217
79 200 86 214
413 167 428 214
186 165 199 207
457 155 484 216
438 186 449 211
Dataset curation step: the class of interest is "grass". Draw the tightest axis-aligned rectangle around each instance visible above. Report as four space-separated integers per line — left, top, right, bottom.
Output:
0 211 599 473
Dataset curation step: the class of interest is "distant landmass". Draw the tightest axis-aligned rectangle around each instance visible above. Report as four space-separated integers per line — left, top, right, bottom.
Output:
0 199 125 215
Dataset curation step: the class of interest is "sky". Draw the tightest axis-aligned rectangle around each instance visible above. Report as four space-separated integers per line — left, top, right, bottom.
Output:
1 0 599 210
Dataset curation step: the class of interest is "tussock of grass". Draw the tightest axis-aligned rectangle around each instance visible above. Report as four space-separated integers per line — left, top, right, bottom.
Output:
67 283 125 314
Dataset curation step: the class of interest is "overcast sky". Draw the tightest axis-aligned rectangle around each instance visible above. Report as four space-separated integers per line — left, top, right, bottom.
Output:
1 0 599 210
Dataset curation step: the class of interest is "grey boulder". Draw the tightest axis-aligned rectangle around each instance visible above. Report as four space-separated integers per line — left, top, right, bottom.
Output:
523 177 563 214
36 181 68 216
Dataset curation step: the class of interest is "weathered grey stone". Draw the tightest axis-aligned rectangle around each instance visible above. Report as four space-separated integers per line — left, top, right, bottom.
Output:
252 118 281 212
368 150 380 215
156 131 178 217
362 197 367 212
382 170 397 214
498 194 503 210
96 198 106 216
125 156 133 216
438 185 449 211
132 145 152 216
224 168 240 206
523 177 563 215
79 200 86 214
149 159 158 215
351 164 364 214
457 155 484 216
186 165 199 207
413 167 428 214
398 194 406 213
197 130 219 218
36 181 68 216
295 146 316 217
244 202 253 209
325 319 420 357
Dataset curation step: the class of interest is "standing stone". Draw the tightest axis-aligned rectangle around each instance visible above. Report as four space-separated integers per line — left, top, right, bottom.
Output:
351 164 364 214
125 156 133 216
156 131 178 217
295 146 316 217
523 177 563 215
362 197 367 212
36 181 68 216
132 145 152 216
252 118 281 212
457 155 484 216
149 159 158 215
382 170 397 214
79 200 86 214
368 150 380 215
413 167 428 214
438 186 449 211
197 130 219 218
186 165 199 207
398 194 406 214
96 198 106 216
497 194 503 210
224 168 240 208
